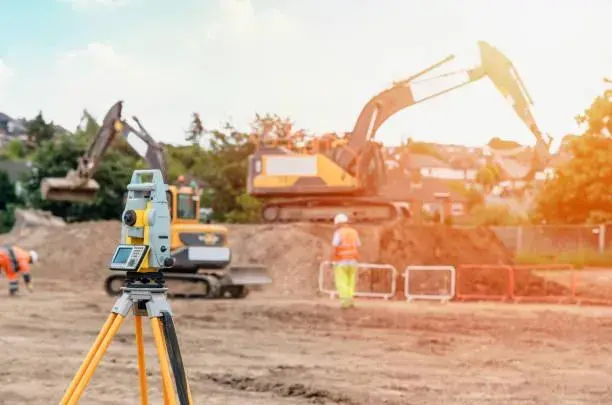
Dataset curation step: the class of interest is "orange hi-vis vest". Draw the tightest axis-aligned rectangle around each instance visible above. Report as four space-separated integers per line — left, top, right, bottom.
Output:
0 245 30 273
333 227 360 261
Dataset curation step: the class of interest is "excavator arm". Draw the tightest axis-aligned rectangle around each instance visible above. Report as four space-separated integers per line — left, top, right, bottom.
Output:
40 101 168 202
335 41 552 181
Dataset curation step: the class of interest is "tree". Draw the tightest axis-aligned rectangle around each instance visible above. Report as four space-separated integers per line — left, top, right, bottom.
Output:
202 122 258 222
0 170 22 233
475 163 502 192
21 113 141 222
0 139 28 160
185 113 205 145
26 112 56 148
532 83 612 224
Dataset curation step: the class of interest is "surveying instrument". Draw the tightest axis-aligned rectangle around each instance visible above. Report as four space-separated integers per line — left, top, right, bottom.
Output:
60 169 194 405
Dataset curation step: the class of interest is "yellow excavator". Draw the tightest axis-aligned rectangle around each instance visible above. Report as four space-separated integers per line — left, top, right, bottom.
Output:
40 101 271 298
247 41 553 223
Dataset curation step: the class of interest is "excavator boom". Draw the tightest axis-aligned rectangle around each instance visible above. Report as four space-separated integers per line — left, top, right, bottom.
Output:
336 41 551 177
247 40 551 223
40 101 168 202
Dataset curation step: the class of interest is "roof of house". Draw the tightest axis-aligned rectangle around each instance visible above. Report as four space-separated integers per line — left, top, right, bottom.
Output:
0 160 31 182
405 153 450 169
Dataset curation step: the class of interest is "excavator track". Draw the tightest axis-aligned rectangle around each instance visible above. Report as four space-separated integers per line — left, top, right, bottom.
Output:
260 196 409 224
104 273 250 300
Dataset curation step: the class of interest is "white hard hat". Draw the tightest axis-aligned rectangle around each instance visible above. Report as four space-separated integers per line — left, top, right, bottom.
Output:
29 250 38 263
334 213 349 225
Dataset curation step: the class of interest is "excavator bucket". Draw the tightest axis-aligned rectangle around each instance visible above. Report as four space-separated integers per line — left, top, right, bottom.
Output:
226 265 272 287
40 172 100 203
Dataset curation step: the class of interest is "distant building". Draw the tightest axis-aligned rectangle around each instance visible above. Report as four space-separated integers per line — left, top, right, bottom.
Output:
403 153 478 181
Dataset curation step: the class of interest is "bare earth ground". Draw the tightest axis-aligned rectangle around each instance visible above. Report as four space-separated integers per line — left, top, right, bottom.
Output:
3 213 612 404
1 278 612 404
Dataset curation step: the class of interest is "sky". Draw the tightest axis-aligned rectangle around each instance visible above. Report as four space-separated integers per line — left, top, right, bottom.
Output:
0 0 610 151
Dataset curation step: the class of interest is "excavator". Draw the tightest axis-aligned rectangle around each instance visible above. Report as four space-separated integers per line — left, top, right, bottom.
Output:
247 41 553 223
40 101 271 298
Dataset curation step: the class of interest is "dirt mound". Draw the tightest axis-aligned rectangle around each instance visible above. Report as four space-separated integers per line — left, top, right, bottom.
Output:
7 208 65 238
378 221 512 268
228 224 330 298
0 215 565 300
0 218 121 289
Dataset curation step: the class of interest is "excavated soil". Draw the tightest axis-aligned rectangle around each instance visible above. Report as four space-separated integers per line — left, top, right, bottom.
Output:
0 213 575 300
2 211 612 403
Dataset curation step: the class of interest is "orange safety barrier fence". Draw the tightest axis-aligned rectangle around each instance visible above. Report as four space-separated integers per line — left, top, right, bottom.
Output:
455 265 514 301
511 264 576 304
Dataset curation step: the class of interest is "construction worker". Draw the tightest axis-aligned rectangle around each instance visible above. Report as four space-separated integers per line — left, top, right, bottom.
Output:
331 213 360 308
0 245 37 295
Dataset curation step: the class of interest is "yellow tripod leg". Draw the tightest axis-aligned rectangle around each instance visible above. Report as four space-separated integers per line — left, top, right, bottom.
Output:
60 313 117 405
159 325 171 405
187 382 194 405
65 314 126 405
135 316 149 405
151 318 177 405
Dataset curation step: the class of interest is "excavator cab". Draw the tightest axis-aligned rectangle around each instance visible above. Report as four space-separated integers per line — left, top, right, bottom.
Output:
163 179 272 292
163 180 232 271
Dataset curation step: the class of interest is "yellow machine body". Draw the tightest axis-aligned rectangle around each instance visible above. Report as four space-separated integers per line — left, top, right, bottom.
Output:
250 152 358 193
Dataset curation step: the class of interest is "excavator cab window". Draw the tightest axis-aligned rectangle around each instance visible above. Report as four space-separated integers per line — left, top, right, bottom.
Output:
177 193 197 220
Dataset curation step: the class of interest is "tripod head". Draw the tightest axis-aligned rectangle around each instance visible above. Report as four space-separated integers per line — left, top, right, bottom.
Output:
109 169 174 273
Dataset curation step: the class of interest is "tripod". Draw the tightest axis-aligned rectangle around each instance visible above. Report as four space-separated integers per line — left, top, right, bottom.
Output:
59 272 193 405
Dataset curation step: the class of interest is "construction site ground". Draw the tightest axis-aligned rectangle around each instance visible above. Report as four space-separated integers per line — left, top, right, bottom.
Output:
1 210 612 404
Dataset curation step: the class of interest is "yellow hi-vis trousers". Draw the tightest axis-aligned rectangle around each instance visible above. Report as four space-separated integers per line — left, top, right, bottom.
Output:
333 262 357 307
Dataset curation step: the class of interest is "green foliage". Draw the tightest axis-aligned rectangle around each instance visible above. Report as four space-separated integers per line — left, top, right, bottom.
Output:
533 85 612 224
0 139 28 160
224 193 262 223
467 203 527 226
0 170 22 232
203 122 257 221
0 170 18 210
185 113 205 145
21 113 140 222
475 163 502 191
26 112 56 148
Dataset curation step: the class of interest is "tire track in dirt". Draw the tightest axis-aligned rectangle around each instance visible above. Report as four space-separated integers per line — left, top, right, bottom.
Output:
201 371 378 405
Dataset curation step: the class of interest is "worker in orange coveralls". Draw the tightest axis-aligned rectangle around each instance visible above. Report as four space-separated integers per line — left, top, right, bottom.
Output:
331 213 361 309
0 245 37 296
